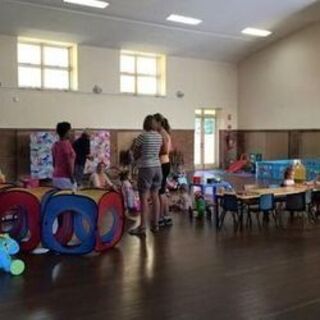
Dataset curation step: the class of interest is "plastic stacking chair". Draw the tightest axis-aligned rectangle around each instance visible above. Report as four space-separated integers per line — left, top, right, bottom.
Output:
247 194 277 229
312 190 320 218
305 190 315 223
285 192 308 225
219 194 240 230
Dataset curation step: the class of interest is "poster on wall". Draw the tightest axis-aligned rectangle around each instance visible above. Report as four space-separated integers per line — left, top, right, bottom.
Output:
30 130 111 179
30 132 57 179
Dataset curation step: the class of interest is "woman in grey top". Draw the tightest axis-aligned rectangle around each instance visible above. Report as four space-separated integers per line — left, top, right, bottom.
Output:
129 115 163 236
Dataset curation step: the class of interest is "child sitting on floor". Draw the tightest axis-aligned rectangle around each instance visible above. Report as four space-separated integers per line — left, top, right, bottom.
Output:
282 166 295 187
120 170 140 215
167 165 188 191
90 162 115 190
178 184 193 214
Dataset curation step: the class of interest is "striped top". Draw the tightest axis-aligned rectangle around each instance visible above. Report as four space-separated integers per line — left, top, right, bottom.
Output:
135 131 163 168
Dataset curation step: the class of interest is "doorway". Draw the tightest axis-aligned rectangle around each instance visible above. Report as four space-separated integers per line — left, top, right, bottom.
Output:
194 109 217 170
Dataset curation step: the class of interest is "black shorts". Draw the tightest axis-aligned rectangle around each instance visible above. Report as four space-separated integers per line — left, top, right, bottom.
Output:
159 162 171 195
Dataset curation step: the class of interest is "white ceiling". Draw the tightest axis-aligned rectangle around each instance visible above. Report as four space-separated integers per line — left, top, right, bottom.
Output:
1 0 320 62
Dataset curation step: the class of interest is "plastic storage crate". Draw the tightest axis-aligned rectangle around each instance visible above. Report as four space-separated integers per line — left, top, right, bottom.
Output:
256 159 320 181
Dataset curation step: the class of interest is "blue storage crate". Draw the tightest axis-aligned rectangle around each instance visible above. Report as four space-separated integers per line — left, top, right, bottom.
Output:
256 159 320 181
302 159 320 180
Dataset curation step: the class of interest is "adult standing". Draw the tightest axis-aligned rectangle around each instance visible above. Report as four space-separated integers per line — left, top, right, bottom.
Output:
73 130 91 186
129 115 163 236
154 114 172 227
52 122 76 190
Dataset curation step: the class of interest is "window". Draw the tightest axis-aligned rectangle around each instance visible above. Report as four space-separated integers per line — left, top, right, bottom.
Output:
120 51 166 96
18 39 77 90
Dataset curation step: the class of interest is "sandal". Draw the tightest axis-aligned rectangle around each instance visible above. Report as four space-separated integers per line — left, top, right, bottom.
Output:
128 226 146 237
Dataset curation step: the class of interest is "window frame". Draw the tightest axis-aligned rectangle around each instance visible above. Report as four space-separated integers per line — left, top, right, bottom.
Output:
120 51 165 97
194 108 217 169
18 40 74 90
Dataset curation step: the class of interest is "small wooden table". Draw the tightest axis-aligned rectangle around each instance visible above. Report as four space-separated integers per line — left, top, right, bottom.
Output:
216 185 318 229
234 186 309 201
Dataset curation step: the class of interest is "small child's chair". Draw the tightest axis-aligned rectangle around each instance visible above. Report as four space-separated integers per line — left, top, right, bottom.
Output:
219 194 240 231
285 192 310 226
247 194 276 229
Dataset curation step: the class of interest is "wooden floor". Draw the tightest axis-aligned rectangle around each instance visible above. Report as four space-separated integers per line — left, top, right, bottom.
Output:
2 214 320 320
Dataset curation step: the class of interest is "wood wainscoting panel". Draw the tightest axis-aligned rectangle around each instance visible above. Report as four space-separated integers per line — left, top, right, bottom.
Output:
16 130 32 179
300 131 320 158
242 131 267 156
0 130 17 181
116 130 140 165
265 132 289 160
1 128 195 180
116 130 194 171
170 130 194 171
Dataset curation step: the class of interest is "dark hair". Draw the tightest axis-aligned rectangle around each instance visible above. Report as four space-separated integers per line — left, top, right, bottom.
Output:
96 161 106 172
56 122 71 139
154 113 164 124
143 115 154 131
81 130 90 139
154 113 171 133
162 118 171 134
284 166 294 180
119 170 129 181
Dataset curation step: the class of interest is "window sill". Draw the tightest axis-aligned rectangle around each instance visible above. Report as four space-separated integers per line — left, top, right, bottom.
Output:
120 92 167 98
3 86 170 99
18 87 77 93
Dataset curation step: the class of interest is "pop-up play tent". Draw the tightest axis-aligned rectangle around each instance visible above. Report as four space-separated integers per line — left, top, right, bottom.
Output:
0 187 125 255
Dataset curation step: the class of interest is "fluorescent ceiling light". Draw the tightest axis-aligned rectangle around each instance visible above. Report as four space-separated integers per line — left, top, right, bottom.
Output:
242 27 272 37
167 14 202 25
64 0 109 9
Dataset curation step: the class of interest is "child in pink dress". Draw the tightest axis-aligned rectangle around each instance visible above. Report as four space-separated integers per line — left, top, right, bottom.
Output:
120 171 140 216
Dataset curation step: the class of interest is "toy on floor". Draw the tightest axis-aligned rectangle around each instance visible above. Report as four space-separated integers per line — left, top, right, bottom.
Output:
0 234 25 276
167 165 188 191
194 192 206 218
0 169 6 184
227 154 249 173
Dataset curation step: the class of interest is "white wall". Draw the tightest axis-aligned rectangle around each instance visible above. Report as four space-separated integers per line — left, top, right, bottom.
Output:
0 35 17 87
0 35 238 130
238 22 320 130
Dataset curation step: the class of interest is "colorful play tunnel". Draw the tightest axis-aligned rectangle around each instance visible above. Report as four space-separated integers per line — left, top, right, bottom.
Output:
0 186 125 255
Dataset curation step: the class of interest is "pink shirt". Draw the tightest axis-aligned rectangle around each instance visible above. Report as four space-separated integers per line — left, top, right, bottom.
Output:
52 140 76 178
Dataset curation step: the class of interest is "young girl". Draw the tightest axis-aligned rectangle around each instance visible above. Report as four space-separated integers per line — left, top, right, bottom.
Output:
52 122 76 190
120 170 140 216
154 114 172 227
178 184 193 214
283 166 295 186
90 162 115 190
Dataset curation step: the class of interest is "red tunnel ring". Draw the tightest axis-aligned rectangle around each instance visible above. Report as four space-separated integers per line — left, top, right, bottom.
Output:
0 190 41 252
54 212 74 245
41 190 74 245
95 191 125 252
